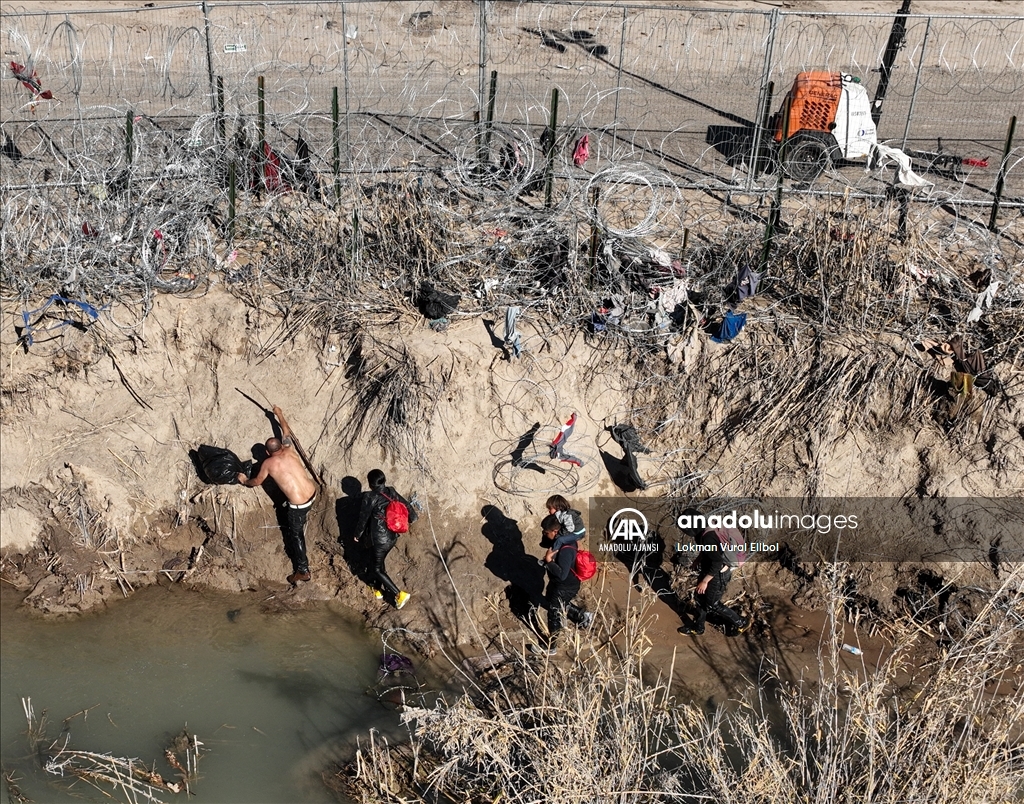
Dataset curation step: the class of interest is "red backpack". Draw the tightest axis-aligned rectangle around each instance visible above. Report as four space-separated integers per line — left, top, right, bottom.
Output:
562 546 597 581
380 491 409 534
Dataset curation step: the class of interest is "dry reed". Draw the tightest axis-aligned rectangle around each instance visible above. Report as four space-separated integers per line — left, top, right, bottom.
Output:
330 564 1023 804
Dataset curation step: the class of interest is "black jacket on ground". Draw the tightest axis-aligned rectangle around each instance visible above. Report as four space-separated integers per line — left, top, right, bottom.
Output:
356 486 418 547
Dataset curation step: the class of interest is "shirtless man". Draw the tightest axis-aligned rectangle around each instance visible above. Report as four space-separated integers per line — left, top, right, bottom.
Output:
237 405 317 585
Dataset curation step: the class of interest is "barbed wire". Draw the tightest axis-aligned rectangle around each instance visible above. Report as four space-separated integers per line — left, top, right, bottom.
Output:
1 1 1021 484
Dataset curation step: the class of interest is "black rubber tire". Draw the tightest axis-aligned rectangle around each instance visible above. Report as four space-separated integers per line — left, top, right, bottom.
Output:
783 134 830 182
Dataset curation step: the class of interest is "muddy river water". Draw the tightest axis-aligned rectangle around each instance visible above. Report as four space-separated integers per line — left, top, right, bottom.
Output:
0 583 406 803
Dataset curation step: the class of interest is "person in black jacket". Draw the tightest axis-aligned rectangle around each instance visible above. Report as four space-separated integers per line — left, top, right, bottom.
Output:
536 515 593 654
678 527 748 637
355 469 418 609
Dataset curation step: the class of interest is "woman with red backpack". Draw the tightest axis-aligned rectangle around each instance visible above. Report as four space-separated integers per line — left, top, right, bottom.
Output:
355 469 418 609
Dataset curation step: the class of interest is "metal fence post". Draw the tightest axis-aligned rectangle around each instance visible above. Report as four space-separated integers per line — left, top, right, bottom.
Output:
479 69 498 171
544 88 560 209
901 16 930 150
477 0 488 130
989 115 1017 232
747 8 779 191
760 101 789 273
332 86 341 205
610 6 627 162
341 2 353 172
125 109 134 167
753 81 775 180
872 0 912 126
216 76 226 143
201 1 216 113
257 75 265 196
228 160 236 242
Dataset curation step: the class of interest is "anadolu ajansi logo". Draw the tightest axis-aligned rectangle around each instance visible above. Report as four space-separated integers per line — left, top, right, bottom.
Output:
607 508 649 541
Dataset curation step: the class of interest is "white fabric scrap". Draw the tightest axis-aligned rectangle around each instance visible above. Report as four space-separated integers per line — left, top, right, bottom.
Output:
966 280 1000 324
870 143 934 189
647 246 672 267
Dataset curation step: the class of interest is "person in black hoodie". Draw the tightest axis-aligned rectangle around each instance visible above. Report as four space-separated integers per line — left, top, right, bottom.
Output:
536 514 593 654
355 469 418 609
678 525 748 637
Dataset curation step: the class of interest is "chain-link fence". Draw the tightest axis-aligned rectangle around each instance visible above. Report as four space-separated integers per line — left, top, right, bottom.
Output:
2 2 1020 200
1 1 1021 332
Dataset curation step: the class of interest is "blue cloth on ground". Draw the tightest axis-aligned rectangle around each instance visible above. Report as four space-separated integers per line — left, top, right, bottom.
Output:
711 310 747 343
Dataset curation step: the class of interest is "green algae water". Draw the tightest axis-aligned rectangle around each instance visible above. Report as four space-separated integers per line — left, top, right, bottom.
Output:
0 583 403 803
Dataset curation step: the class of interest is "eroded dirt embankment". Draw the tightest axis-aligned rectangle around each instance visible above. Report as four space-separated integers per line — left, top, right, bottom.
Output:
1 286 1020 674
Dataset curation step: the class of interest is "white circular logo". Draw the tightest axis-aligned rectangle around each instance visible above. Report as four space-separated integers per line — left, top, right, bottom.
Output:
608 508 649 541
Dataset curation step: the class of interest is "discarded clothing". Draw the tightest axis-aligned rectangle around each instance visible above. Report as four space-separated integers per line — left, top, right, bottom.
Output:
948 335 986 376
666 325 702 372
870 143 933 189
657 281 689 312
731 265 761 301
710 310 747 343
600 294 625 325
654 282 687 330
609 423 650 455
609 423 649 491
592 294 624 332
572 134 590 167
499 140 526 179
966 280 999 324
379 653 415 677
504 306 523 358
261 142 290 193
550 412 585 467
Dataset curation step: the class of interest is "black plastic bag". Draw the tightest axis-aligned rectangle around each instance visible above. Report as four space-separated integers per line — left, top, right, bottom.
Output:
193 445 253 485
418 281 460 320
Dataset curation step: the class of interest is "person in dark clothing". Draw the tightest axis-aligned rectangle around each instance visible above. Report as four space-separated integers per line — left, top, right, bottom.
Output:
537 515 593 654
678 528 748 637
355 469 418 609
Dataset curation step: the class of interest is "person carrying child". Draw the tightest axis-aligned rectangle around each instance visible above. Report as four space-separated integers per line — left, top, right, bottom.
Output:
542 495 586 554
535 514 594 655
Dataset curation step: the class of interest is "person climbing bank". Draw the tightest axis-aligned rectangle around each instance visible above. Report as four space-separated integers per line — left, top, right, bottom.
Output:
237 405 317 585
355 469 418 609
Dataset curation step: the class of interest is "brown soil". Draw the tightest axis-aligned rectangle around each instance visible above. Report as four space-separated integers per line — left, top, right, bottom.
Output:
1 279 1018 703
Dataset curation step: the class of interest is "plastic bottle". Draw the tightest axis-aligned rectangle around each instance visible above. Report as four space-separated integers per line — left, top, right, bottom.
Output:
841 643 863 656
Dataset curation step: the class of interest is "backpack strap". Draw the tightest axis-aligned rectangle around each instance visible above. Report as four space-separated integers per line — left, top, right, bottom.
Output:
376 490 396 520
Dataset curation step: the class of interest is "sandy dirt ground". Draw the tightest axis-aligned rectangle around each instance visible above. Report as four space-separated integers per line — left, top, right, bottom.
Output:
1 273 1020 700
2 0 1021 707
